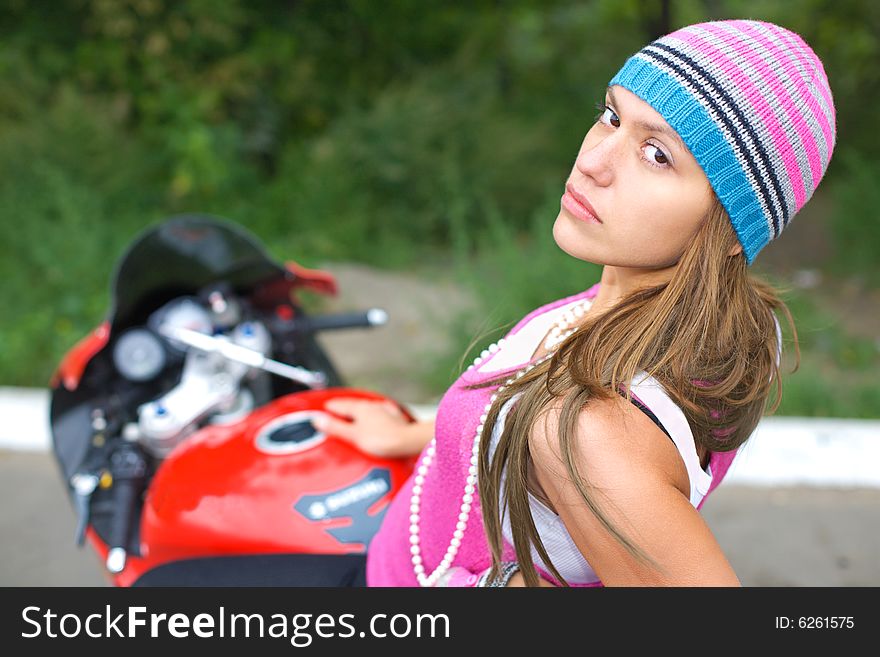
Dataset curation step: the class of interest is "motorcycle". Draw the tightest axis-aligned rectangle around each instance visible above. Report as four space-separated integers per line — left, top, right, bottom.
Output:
49 215 418 586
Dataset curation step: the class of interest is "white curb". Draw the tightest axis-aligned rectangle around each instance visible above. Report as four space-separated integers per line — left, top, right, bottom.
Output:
724 416 880 487
0 387 53 452
2 387 878 488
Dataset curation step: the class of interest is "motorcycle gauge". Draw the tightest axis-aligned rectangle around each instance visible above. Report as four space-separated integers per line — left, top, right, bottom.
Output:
148 297 214 354
113 328 167 382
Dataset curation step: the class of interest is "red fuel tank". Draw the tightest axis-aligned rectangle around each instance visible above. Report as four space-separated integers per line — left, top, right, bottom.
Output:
139 388 418 566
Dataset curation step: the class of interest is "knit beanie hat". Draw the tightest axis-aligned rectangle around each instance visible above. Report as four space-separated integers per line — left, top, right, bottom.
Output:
608 19 837 265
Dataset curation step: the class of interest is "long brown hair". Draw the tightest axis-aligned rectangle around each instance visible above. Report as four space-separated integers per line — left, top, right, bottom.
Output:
466 195 800 586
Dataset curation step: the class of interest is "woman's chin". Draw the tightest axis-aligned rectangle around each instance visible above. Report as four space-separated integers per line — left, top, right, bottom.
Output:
552 215 601 263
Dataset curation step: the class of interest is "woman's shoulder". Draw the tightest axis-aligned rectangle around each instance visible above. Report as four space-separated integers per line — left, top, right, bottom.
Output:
529 389 693 500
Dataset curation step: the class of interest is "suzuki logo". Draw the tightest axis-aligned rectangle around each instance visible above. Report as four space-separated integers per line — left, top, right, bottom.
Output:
293 468 391 547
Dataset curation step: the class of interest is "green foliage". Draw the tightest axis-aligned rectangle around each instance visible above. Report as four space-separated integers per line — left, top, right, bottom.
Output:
270 66 570 267
778 357 880 419
825 150 880 288
0 89 164 384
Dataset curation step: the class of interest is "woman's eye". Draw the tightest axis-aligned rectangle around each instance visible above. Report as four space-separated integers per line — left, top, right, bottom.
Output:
594 103 619 127
593 101 671 170
645 143 669 167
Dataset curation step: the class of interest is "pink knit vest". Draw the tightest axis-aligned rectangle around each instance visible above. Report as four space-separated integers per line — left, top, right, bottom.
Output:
365 282 738 586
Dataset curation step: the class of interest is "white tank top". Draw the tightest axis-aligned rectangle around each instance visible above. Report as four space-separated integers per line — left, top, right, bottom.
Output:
477 299 713 585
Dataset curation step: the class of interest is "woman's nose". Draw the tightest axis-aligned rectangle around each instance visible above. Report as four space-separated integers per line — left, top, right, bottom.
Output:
575 134 616 187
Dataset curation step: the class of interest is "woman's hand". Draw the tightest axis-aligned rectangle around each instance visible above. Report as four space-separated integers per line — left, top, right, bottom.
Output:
312 397 433 458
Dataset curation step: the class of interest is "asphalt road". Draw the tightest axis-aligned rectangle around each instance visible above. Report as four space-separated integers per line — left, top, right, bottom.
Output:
1 449 878 587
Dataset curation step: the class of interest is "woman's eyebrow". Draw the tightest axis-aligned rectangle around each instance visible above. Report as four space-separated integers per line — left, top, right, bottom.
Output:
606 86 687 153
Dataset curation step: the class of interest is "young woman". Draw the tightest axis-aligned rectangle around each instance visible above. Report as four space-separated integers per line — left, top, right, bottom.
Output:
312 19 836 587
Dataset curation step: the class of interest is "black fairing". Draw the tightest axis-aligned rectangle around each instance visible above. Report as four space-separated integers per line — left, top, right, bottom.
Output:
49 215 346 553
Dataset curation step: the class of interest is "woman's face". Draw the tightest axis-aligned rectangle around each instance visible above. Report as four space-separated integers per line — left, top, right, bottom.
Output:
553 85 715 269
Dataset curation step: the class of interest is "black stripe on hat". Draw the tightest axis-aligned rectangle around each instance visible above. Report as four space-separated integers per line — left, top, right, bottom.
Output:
642 43 788 238
651 42 789 236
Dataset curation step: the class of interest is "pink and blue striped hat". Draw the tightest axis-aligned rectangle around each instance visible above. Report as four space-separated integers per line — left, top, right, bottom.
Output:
608 19 836 265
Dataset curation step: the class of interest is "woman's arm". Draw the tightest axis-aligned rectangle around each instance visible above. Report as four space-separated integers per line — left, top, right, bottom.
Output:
528 393 741 587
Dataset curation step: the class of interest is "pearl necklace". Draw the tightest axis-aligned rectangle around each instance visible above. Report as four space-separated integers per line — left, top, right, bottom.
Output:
409 297 593 586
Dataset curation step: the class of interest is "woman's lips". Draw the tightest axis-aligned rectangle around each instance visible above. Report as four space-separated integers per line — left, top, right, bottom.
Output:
562 184 602 224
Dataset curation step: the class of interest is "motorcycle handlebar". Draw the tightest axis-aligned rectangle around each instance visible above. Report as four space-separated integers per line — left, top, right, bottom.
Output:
105 445 148 574
274 308 388 334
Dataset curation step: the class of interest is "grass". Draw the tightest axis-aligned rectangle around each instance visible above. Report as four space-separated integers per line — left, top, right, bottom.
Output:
772 286 880 418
